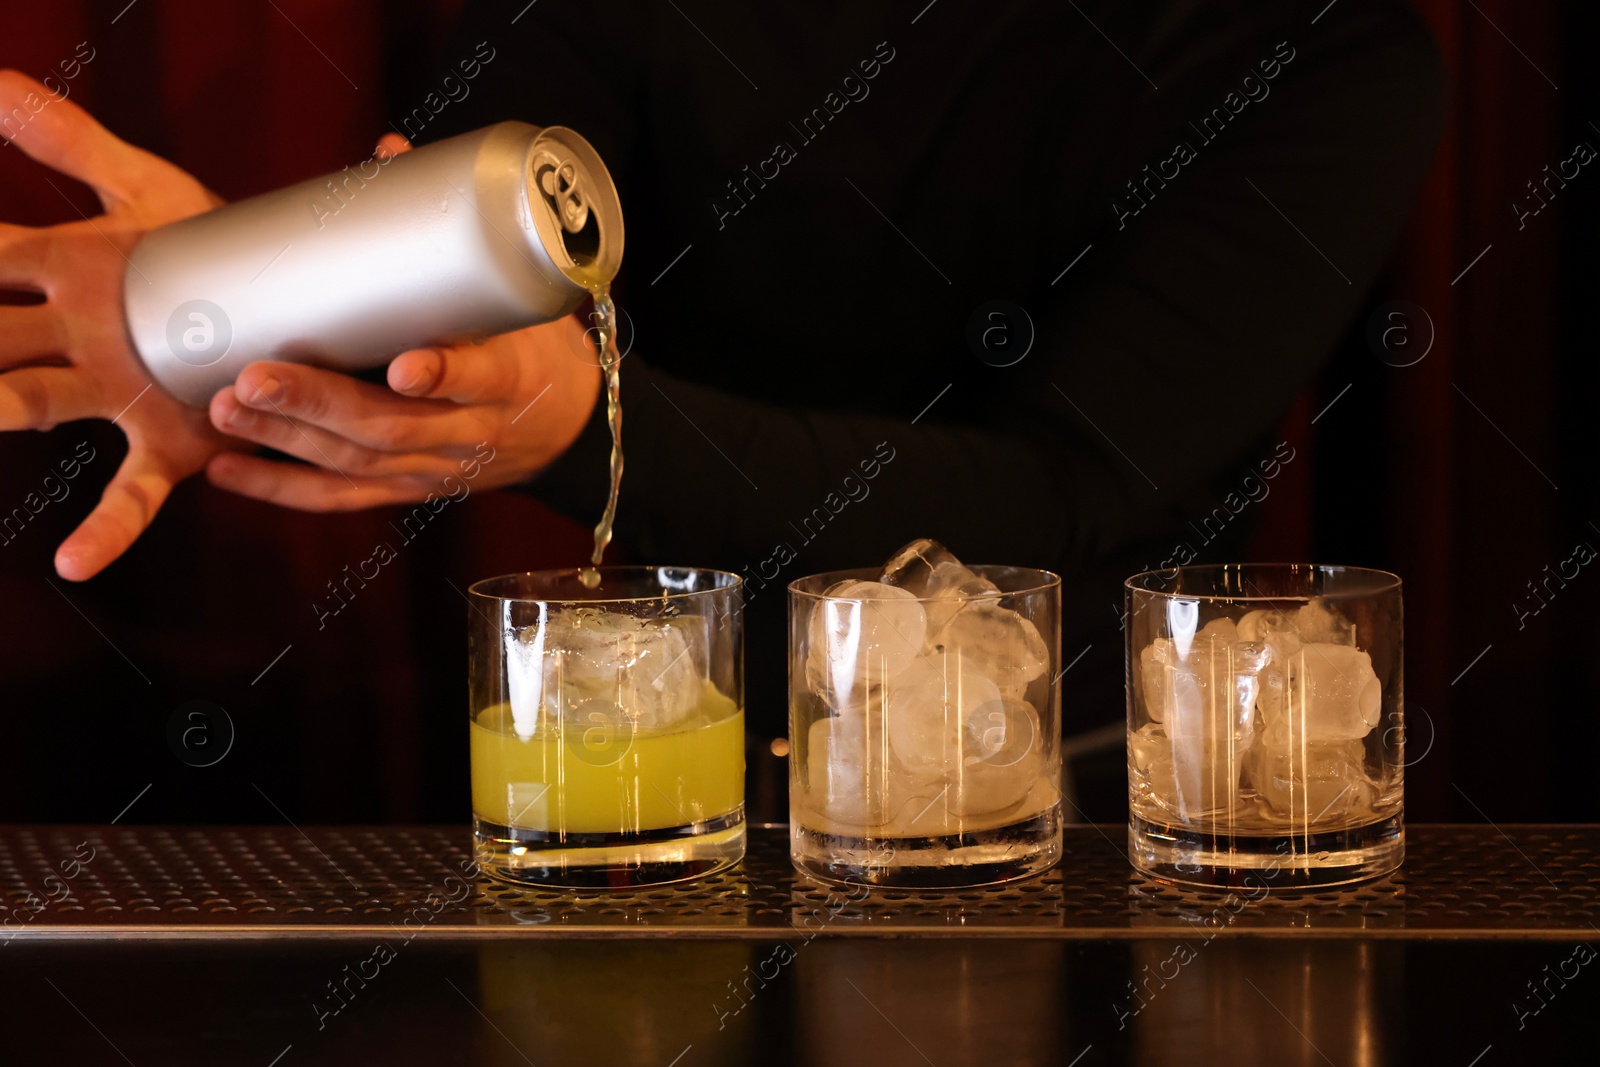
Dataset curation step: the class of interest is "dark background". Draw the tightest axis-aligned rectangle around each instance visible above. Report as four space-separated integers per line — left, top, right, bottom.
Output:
0 0 1594 827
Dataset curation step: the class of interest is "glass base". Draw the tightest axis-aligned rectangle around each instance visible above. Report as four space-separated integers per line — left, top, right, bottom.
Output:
791 804 1062 888
1129 812 1404 890
475 810 744 889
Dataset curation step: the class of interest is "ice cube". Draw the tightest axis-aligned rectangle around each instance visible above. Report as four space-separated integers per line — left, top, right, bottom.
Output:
881 538 1001 631
949 698 1044 816
882 539 997 598
1137 641 1169 723
999 680 1037 706
882 653 1004 777
1128 722 1248 819
1196 616 1240 644
805 580 929 703
659 611 711 679
1295 598 1356 645
925 559 1002 601
509 608 702 735
881 538 957 592
931 602 1049 691
1237 608 1292 645
1262 642 1382 741
1244 604 1362 732
1241 632 1299 727
1133 622 1267 818
1128 721 1176 803
1247 737 1376 823
805 714 892 827
1240 599 1355 646
1137 623 1265 739
806 709 952 832
1168 734 1253 818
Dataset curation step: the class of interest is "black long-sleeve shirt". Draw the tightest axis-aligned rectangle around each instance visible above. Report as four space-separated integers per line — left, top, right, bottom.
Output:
414 0 1444 735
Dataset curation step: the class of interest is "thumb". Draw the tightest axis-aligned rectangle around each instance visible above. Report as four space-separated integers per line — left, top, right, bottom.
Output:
54 444 178 581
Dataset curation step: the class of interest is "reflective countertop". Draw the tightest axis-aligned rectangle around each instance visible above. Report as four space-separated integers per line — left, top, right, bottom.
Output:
3 823 1595 1064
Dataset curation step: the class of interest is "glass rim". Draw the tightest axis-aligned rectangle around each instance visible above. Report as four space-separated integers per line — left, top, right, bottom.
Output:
468 566 742 606
788 564 1061 602
1123 562 1402 601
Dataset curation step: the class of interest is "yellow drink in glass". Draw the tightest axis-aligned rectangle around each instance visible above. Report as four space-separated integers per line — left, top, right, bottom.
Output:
468 567 746 888
471 682 744 835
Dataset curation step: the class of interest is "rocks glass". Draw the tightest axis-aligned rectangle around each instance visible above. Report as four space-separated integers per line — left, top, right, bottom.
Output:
469 568 745 887
789 545 1062 887
1125 564 1404 888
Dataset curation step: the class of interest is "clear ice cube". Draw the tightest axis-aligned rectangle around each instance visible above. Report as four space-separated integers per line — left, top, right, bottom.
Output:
1295 598 1357 645
1246 737 1375 822
659 611 711 679
931 602 1049 691
950 698 1044 816
806 580 929 699
1129 721 1179 808
1237 608 1292 645
506 608 701 738
1196 615 1241 644
1137 619 1266 740
882 538 999 598
806 707 952 834
1259 642 1382 741
881 538 1001 631
882 653 1004 777
1133 620 1268 818
805 714 893 827
1129 721 1249 819
1240 598 1355 647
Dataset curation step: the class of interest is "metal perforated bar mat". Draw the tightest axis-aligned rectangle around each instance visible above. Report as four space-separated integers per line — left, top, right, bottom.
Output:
2 825 1594 940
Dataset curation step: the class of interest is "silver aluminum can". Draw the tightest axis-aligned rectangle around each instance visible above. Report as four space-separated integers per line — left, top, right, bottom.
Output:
123 121 623 407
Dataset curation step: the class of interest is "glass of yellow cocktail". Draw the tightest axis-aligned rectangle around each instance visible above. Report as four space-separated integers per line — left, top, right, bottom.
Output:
468 567 744 887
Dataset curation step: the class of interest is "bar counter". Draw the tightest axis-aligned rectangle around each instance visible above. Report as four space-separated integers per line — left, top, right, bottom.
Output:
3 824 1596 1064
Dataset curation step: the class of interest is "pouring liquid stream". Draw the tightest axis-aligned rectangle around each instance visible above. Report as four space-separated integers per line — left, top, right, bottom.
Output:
578 287 623 590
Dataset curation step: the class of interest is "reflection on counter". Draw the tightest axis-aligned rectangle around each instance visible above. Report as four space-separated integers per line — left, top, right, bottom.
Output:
794 942 1071 1066
1125 941 1392 1067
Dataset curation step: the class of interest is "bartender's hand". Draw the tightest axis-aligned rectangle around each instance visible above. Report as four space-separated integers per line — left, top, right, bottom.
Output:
205 134 603 510
0 71 236 581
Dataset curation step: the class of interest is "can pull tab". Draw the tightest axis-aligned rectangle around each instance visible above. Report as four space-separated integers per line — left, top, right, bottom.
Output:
537 160 589 235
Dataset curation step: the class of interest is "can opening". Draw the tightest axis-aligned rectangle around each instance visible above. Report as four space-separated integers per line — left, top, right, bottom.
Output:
533 158 602 267
526 128 621 291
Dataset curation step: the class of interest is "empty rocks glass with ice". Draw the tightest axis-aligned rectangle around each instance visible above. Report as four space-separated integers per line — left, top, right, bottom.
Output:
789 540 1063 887
1125 564 1404 888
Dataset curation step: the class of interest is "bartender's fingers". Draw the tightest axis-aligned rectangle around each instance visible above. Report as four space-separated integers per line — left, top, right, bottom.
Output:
0 223 46 286
375 133 411 159
206 452 445 512
0 306 67 366
0 70 184 213
210 389 467 479
0 366 97 430
228 361 488 453
53 446 176 581
386 343 519 405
